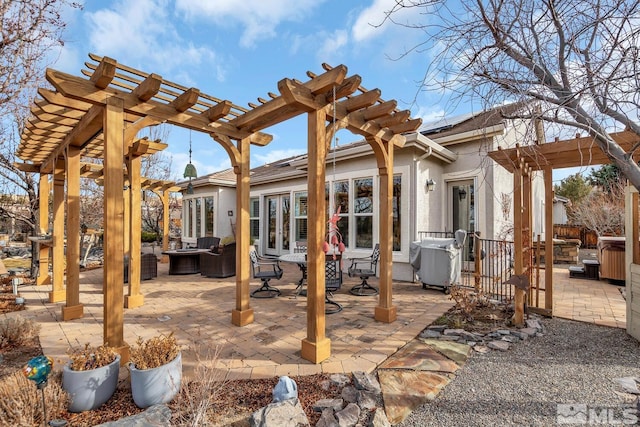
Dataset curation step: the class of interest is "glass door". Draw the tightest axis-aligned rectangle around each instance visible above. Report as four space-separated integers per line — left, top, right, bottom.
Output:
265 194 291 256
451 181 475 261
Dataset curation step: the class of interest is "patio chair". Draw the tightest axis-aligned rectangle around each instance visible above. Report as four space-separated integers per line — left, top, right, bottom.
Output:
294 241 307 253
325 256 343 314
347 243 380 296
249 249 282 298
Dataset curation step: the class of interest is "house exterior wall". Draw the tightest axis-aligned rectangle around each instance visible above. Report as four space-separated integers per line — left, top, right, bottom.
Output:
181 184 237 246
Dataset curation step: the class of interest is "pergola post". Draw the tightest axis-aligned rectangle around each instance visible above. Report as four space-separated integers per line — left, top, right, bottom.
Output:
62 146 83 320
301 108 331 364
231 136 254 326
374 138 397 323
103 96 128 360
37 175 51 286
543 166 554 312
513 166 525 327
161 190 170 263
125 153 144 308
50 159 66 303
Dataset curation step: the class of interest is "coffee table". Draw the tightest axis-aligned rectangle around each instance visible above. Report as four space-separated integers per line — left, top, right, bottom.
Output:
162 249 209 275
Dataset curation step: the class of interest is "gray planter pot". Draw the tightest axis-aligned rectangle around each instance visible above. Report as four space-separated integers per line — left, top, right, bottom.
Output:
62 355 120 413
129 352 182 408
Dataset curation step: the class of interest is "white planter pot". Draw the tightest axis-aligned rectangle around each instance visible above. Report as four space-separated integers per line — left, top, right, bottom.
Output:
129 352 182 409
62 355 120 413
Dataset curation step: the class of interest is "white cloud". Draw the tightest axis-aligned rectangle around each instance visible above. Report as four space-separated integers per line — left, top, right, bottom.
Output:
84 0 223 81
351 0 396 43
175 0 324 47
317 30 349 64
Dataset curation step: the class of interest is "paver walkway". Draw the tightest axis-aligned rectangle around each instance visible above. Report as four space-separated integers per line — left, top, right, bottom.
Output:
7 259 627 424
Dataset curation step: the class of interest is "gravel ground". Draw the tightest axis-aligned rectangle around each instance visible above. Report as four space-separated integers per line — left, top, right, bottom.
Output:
398 318 640 427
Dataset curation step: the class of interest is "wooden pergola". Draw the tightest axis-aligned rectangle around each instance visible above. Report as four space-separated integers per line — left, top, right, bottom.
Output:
488 129 640 327
15 54 421 363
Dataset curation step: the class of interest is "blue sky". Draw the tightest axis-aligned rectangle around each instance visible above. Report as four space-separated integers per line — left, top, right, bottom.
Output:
51 0 582 183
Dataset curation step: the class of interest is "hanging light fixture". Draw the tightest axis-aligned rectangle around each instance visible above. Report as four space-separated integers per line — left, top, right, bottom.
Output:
183 130 197 194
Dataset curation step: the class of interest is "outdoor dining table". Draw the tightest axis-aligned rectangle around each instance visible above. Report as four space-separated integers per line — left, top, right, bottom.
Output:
278 253 307 295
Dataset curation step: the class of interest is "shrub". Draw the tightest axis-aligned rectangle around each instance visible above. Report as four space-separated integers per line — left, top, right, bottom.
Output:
67 343 118 371
0 315 40 350
141 231 158 243
130 333 180 370
0 371 68 425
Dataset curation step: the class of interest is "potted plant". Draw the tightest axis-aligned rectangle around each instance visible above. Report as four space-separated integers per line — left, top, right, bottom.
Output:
62 343 120 412
129 332 182 408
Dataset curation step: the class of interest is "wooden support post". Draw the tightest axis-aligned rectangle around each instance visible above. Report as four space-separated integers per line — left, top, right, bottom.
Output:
62 146 83 320
543 166 554 312
37 175 51 286
103 97 128 361
301 109 331 363
125 154 143 308
231 136 254 327
474 234 482 292
513 167 525 327
161 190 170 263
50 159 66 303
374 138 397 323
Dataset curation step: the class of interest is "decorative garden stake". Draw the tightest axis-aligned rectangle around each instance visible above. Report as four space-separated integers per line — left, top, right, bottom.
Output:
23 355 67 427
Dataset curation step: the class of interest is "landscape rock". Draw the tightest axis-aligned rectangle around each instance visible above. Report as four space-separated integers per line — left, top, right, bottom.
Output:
335 402 360 427
250 398 309 427
487 340 511 351
316 407 339 427
352 371 381 393
313 398 344 412
341 385 358 403
96 404 171 426
368 408 391 427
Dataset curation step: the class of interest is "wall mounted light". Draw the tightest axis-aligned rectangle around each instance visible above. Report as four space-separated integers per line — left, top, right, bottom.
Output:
459 187 467 200
425 178 436 192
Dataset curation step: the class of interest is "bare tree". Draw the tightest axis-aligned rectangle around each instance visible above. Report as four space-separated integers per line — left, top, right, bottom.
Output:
140 124 176 237
571 179 625 237
385 0 640 187
0 0 80 273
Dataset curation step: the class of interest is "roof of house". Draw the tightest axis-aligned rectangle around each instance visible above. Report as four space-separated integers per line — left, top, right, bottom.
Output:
180 134 453 189
419 102 527 141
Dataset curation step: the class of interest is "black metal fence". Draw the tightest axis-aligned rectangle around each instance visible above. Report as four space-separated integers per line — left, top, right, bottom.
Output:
416 231 515 302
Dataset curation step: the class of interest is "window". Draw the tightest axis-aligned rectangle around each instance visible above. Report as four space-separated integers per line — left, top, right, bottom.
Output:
354 178 373 248
182 196 216 240
294 192 308 241
195 198 202 238
334 180 349 247
205 197 214 237
393 175 401 251
250 197 260 243
184 199 193 238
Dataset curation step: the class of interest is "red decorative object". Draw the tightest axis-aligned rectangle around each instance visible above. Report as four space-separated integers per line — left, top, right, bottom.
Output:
325 207 345 259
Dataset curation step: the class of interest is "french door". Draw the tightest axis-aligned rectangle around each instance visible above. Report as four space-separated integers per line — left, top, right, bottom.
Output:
265 194 291 256
450 181 475 261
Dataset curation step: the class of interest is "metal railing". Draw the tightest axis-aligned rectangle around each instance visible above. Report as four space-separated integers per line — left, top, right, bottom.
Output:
416 231 515 301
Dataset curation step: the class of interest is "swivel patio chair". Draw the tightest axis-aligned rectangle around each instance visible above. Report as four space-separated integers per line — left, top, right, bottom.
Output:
249 249 282 298
325 256 343 314
347 243 380 296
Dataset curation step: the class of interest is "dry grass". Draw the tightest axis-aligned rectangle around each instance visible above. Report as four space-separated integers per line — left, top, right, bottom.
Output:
130 333 180 370
0 371 68 427
0 315 40 349
67 343 119 371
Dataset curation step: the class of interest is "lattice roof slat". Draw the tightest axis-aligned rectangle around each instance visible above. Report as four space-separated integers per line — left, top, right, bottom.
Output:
488 130 640 171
